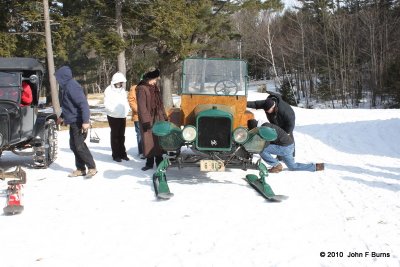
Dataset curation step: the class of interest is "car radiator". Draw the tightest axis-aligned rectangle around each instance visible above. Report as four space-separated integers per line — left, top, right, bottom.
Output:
197 116 231 150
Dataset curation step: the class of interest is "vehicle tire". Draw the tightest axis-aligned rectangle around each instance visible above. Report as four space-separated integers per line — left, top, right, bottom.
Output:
33 119 58 168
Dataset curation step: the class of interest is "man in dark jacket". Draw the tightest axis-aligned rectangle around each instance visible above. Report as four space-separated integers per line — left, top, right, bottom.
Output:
247 92 295 136
55 66 97 178
247 92 296 157
248 120 324 173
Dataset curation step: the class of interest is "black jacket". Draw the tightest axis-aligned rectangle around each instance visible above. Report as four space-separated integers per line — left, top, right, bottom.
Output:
247 92 295 134
261 122 294 147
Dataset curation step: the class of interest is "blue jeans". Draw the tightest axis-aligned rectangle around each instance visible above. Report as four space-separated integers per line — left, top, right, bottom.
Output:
134 121 143 154
260 143 316 172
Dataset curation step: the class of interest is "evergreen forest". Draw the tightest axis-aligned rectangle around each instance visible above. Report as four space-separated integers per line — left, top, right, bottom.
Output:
1 0 399 108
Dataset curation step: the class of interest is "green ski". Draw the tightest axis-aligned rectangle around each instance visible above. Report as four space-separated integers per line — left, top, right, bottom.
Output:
152 158 174 200
245 161 288 202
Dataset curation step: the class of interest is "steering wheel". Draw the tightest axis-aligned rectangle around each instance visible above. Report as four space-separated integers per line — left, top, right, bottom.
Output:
214 80 239 95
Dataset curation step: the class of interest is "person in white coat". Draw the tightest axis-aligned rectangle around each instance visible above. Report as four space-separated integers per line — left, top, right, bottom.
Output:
104 72 130 162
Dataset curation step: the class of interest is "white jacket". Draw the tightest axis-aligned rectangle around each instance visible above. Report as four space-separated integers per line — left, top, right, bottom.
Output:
103 84 130 118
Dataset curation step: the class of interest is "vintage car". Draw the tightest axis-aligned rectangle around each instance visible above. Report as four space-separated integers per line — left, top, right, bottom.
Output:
151 58 286 201
0 57 58 175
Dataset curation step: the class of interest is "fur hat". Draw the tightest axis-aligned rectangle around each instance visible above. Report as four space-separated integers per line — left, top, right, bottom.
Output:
264 98 275 110
143 68 160 80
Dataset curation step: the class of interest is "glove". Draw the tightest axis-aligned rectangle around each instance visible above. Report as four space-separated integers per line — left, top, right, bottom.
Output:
142 122 151 132
247 100 267 109
246 101 256 109
247 119 258 130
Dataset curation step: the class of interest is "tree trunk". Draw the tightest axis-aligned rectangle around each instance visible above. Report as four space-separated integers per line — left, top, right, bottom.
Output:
264 12 281 87
159 61 176 110
323 21 335 108
299 18 309 107
116 0 126 76
43 0 61 116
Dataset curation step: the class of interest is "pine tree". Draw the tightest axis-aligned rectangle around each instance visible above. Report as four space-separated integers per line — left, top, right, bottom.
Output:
279 78 297 106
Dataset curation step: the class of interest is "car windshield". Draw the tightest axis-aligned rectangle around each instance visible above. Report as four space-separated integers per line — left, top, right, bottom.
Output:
0 72 20 102
181 58 248 96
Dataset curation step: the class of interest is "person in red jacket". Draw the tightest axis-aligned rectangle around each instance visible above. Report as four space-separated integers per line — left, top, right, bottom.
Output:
21 81 33 106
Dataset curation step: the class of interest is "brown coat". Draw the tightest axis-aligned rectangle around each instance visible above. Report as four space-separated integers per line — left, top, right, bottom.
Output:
136 81 167 157
128 84 139 121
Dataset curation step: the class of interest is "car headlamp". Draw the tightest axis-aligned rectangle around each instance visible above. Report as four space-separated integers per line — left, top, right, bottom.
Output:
181 125 197 142
233 127 248 144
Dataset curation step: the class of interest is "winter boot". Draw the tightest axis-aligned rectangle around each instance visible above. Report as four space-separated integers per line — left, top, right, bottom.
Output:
85 168 98 178
141 165 153 171
68 169 86 177
316 163 325 171
268 163 283 173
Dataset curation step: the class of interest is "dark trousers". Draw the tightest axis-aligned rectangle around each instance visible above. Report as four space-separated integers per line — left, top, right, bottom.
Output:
134 121 143 154
145 156 163 168
107 115 127 159
69 123 96 170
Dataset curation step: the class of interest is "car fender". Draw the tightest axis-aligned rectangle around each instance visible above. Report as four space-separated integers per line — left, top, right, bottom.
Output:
32 112 57 142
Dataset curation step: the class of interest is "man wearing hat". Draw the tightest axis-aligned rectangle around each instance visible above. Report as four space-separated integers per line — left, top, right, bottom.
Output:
247 92 296 162
247 92 295 137
136 68 168 171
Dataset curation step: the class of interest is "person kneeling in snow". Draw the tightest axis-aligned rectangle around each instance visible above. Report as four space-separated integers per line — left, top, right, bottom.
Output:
248 119 324 173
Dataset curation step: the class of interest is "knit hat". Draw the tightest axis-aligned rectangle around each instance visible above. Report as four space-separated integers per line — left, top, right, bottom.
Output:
143 69 160 80
264 98 275 110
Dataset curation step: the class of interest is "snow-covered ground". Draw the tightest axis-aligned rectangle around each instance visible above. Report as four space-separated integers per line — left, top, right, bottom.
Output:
1 89 400 267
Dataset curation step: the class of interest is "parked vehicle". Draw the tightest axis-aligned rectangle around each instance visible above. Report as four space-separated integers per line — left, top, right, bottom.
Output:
151 58 285 201
0 57 58 176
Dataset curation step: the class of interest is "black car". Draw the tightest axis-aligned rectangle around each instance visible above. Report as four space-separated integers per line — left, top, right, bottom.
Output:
0 57 58 168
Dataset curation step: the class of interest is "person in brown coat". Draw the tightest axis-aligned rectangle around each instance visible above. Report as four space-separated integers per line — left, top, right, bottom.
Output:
128 84 144 159
136 69 168 171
